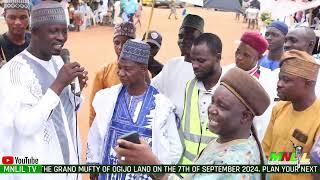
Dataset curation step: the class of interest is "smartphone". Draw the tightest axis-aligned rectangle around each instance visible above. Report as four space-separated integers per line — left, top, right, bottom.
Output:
119 131 140 148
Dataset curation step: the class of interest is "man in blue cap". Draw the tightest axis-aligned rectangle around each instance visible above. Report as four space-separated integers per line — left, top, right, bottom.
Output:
87 39 182 180
259 21 288 71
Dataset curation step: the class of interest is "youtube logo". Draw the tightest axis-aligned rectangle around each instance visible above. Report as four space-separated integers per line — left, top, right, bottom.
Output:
2 156 14 164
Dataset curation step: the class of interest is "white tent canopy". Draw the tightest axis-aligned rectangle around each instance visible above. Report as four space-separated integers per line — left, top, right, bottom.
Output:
180 0 241 12
260 0 320 20
180 0 203 6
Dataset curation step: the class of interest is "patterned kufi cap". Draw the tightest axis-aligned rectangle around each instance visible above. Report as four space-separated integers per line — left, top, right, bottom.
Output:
280 50 320 81
114 22 136 39
30 1 67 30
4 0 29 10
120 39 150 65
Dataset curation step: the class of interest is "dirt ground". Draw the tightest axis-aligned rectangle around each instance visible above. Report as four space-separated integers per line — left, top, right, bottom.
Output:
3 6 250 179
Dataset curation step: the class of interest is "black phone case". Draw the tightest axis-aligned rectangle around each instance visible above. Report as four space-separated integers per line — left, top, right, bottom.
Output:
119 132 140 148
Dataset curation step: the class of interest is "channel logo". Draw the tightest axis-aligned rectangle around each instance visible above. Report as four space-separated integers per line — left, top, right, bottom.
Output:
2 156 14 164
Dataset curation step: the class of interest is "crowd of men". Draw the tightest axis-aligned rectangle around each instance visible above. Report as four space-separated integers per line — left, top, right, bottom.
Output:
2 0 320 180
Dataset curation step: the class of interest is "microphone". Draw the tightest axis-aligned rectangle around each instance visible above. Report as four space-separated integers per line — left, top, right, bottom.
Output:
60 49 80 93
60 48 70 64
61 49 80 173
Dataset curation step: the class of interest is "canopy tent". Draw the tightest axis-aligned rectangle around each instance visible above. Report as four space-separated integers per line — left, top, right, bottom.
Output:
180 0 203 6
180 0 242 12
260 0 320 20
203 0 242 12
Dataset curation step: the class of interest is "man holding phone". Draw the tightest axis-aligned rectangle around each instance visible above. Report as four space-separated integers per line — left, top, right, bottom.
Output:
115 67 270 180
87 39 183 180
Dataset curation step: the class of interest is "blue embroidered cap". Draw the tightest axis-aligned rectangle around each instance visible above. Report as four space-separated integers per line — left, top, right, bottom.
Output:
120 39 150 65
268 21 288 35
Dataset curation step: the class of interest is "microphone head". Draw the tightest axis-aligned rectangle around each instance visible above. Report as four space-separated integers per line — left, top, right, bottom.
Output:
60 49 70 64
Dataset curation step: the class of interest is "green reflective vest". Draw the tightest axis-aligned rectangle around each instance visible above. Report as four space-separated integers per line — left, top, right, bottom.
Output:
180 78 218 165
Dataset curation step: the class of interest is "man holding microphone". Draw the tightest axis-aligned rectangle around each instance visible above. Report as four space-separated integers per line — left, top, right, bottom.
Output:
0 1 88 180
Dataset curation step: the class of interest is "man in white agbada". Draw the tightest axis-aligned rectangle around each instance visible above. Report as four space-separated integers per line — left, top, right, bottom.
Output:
245 6 259 29
95 0 109 24
87 39 182 180
0 1 88 180
151 14 204 119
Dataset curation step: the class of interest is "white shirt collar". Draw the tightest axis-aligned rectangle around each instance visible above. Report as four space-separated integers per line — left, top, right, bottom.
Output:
23 49 56 76
23 49 53 65
246 63 259 75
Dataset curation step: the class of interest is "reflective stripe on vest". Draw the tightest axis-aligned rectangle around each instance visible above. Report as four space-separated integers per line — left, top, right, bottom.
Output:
180 78 217 165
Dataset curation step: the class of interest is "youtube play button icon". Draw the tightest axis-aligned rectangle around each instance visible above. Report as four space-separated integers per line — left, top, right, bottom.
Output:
2 156 14 164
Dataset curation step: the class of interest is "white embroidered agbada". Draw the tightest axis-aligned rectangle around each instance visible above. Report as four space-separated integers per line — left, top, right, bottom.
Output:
224 63 279 141
87 84 183 167
0 50 82 180
151 57 195 119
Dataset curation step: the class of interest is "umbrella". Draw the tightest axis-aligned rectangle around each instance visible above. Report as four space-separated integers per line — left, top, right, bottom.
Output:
203 0 242 12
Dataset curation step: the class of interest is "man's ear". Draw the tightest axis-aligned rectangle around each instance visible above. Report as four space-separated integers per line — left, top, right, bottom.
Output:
241 110 254 124
305 79 316 87
309 40 316 53
216 53 222 62
140 64 148 72
141 65 148 71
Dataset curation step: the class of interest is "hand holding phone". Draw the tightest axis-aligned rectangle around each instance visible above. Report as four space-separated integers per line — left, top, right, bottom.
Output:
118 131 140 148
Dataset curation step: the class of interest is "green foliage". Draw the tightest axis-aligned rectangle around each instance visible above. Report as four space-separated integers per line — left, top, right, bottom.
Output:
260 12 272 25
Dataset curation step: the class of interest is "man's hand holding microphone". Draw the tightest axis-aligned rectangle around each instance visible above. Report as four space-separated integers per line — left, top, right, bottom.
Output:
50 49 88 96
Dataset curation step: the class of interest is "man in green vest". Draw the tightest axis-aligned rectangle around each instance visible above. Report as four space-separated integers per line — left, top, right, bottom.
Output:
115 33 232 178
179 33 231 166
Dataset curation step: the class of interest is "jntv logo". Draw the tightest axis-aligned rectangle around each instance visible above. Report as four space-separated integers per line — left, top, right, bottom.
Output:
268 152 310 164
